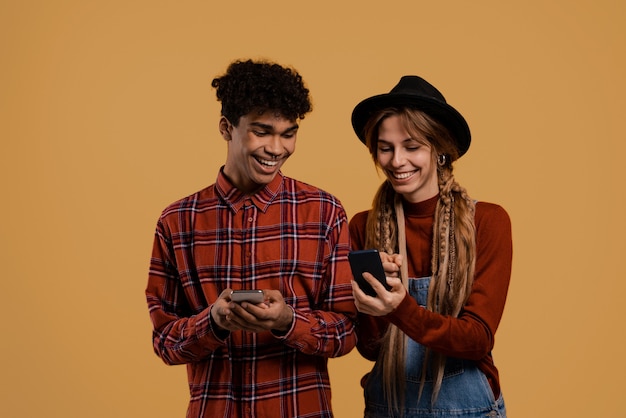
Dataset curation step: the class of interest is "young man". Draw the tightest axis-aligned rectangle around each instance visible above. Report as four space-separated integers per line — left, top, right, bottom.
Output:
146 59 357 418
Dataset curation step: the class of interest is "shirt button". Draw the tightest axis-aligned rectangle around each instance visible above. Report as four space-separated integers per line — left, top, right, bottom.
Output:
248 217 253 222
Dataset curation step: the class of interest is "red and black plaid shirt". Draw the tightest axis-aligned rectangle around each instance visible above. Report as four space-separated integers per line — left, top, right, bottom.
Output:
146 169 357 418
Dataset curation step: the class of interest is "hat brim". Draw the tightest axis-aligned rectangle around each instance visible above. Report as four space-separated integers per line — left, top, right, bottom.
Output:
351 93 471 157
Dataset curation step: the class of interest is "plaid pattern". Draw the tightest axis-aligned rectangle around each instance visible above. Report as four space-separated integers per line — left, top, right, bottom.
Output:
146 170 357 418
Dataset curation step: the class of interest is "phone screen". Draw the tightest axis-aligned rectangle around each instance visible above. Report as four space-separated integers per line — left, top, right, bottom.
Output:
348 249 391 297
230 290 265 304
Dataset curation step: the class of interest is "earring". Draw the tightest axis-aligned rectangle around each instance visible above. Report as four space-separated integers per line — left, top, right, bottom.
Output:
437 154 447 166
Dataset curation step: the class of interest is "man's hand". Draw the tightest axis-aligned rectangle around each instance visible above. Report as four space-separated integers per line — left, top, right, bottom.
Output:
210 288 243 332
215 289 294 334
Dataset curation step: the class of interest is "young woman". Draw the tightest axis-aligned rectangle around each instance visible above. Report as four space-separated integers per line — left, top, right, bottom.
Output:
349 75 512 417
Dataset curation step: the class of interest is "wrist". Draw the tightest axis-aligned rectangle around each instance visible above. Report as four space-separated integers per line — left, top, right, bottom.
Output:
272 305 294 336
209 306 230 340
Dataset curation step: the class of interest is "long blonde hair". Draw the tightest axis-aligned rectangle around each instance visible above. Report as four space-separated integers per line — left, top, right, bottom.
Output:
363 108 477 413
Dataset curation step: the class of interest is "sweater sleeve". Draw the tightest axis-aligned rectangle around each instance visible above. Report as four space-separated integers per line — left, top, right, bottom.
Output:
349 211 390 361
386 203 512 360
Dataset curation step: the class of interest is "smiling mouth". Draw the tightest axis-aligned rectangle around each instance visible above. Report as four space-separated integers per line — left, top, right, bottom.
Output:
255 157 279 167
390 170 417 180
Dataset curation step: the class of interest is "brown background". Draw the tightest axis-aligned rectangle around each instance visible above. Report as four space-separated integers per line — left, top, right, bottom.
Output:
2 1 625 416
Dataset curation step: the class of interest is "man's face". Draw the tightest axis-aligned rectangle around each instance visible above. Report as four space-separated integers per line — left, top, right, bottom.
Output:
221 112 298 194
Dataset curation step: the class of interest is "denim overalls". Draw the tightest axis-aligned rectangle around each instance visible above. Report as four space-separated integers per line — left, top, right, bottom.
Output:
363 276 506 418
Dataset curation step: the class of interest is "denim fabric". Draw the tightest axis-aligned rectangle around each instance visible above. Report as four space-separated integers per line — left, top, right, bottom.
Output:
363 277 507 418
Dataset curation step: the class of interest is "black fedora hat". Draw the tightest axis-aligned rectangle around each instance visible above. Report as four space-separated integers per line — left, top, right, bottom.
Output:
351 75 471 157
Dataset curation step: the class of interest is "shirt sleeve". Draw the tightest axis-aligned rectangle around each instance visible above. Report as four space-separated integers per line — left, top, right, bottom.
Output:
276 209 358 358
145 218 228 365
386 203 513 360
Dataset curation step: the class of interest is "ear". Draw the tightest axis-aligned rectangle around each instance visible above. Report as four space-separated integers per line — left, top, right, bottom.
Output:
219 117 232 141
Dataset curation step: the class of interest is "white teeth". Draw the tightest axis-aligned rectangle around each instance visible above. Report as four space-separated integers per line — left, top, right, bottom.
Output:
394 171 414 179
257 158 278 167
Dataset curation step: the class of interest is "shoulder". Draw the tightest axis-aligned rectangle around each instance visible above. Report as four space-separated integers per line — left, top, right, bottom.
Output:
159 184 217 219
349 210 370 229
475 201 510 222
475 201 512 239
282 176 345 208
348 210 371 249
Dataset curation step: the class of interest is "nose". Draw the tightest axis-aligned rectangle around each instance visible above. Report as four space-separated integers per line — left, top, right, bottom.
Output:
390 148 406 167
265 135 285 157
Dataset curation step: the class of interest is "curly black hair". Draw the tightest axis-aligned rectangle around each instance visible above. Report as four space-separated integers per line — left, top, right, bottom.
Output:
211 59 312 126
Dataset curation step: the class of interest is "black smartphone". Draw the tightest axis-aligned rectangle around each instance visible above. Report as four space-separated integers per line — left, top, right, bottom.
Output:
230 289 265 304
348 249 392 297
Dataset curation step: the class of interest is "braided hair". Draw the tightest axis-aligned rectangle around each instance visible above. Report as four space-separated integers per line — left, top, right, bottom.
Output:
362 108 476 412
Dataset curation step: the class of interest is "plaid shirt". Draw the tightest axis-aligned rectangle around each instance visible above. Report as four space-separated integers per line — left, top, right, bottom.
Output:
146 169 357 418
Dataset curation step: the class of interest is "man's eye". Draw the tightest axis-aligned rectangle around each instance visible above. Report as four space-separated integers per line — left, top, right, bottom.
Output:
253 131 268 136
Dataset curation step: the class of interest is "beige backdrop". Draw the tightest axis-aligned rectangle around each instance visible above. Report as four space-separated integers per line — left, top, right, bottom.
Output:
2 1 625 417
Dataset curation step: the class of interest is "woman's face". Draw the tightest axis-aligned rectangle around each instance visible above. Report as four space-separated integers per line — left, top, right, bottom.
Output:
376 115 439 203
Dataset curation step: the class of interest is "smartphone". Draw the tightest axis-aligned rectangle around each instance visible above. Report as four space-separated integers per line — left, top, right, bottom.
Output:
230 289 265 304
348 249 392 297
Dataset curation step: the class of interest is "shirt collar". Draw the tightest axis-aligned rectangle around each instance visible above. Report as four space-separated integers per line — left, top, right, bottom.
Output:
215 167 284 213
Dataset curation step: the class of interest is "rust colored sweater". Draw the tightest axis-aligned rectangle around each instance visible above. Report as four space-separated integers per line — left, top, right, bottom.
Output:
349 194 512 398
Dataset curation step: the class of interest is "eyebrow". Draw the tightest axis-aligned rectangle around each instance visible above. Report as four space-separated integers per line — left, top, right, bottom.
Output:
377 137 416 145
250 122 299 134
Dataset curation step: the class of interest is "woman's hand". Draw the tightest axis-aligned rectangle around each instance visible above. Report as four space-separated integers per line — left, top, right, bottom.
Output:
380 252 403 278
352 252 406 316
